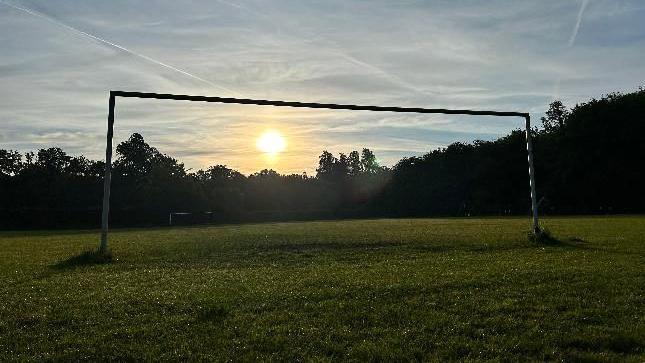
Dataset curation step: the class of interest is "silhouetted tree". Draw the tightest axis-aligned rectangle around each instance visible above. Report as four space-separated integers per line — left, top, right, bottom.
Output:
316 150 337 179
35 148 71 174
195 165 245 184
541 100 569 132
0 149 22 177
336 153 350 177
348 150 362 175
361 148 379 173
113 133 157 179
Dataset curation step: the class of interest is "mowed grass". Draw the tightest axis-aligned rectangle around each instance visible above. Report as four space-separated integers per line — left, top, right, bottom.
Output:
0 217 643 361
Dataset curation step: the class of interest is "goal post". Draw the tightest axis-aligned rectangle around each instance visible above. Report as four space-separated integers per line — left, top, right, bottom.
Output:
99 90 539 252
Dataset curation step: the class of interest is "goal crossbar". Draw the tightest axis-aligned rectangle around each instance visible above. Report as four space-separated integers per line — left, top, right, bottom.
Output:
100 90 539 251
111 90 529 118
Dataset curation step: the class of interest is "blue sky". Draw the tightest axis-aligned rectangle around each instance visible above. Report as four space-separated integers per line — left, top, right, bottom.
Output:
1 0 644 174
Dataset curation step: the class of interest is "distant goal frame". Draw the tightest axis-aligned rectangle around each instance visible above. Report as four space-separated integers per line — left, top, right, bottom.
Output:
99 90 539 251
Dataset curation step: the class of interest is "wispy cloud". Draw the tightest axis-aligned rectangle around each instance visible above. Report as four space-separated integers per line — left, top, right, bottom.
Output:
0 0 239 95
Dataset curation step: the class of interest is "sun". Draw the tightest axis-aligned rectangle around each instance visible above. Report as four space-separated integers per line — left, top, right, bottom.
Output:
256 130 286 154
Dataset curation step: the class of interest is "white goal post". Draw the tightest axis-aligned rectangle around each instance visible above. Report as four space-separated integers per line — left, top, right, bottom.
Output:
99 90 540 252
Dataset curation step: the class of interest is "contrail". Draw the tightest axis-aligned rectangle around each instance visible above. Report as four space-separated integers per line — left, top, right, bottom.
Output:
335 51 435 96
553 0 589 100
211 0 432 98
568 0 589 47
0 0 239 95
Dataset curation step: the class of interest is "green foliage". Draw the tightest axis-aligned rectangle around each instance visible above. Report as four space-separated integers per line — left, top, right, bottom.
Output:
0 216 643 361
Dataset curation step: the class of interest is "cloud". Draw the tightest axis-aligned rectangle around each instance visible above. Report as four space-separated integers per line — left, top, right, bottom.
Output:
1 0 644 174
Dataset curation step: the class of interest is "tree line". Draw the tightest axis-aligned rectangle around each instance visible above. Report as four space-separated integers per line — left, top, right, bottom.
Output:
1 88 644 229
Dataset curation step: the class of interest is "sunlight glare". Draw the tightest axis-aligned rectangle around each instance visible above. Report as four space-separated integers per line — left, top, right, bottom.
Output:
256 130 286 154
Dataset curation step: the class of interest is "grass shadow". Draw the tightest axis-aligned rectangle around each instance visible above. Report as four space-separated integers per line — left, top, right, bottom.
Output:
565 236 589 244
51 249 114 270
529 228 589 249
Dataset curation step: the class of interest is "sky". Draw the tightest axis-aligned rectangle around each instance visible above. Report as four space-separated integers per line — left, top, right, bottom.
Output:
1 0 644 175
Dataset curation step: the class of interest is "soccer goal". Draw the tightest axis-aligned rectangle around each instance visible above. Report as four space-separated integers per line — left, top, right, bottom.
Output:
99 90 539 252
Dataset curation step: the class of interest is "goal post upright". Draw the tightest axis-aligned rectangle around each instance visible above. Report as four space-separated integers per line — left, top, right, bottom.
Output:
99 90 540 251
525 115 540 235
100 91 115 253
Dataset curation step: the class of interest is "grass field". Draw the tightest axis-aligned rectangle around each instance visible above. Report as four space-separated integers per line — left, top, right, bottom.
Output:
1 216 643 361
